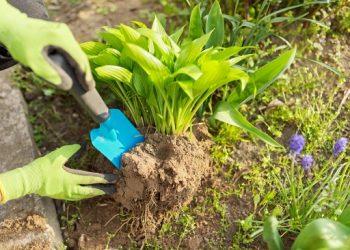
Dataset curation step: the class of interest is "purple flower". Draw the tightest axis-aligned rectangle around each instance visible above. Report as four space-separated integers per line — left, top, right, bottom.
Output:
301 155 313 170
333 137 348 156
289 134 305 155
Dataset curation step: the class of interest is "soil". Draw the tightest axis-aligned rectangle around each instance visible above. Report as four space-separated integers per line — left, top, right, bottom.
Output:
47 0 158 42
0 214 51 250
0 214 47 241
114 129 212 235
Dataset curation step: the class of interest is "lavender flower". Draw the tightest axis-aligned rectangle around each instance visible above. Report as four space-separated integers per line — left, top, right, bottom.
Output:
301 155 313 170
333 137 348 156
289 134 305 155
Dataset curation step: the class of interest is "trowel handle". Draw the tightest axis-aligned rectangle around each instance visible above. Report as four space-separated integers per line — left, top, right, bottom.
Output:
49 52 110 124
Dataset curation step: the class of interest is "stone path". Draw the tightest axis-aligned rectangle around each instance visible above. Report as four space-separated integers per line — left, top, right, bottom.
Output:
0 69 62 249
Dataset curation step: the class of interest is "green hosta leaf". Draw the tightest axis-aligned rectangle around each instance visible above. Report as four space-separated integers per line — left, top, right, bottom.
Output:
132 20 147 28
228 48 296 108
172 64 202 80
99 30 123 51
175 32 212 70
208 46 253 61
205 0 224 48
263 216 284 250
132 64 149 97
119 49 133 70
124 43 170 86
194 60 230 94
90 51 119 66
189 4 203 40
138 28 172 61
152 16 168 38
80 41 107 55
170 26 185 44
228 54 254 66
95 65 132 84
177 80 195 99
194 61 248 94
213 101 282 147
91 48 121 66
338 207 350 227
291 219 350 250
228 67 249 90
120 24 141 43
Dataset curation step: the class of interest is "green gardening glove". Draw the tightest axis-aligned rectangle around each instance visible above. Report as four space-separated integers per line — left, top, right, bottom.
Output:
0 145 116 203
0 0 93 88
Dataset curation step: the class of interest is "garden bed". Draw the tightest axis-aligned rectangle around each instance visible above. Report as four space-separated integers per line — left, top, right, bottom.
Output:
15 1 350 249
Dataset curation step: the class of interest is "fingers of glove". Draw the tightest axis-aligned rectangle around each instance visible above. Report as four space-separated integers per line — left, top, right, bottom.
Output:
47 47 94 91
30 52 62 85
74 186 109 199
87 184 116 195
64 167 116 185
47 144 81 166
50 25 94 86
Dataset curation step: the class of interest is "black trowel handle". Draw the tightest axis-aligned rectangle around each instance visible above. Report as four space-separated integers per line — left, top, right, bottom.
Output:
49 52 110 124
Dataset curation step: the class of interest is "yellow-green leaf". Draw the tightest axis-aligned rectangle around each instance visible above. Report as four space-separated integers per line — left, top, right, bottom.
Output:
175 32 212 70
189 4 203 40
205 0 224 48
213 101 282 147
80 41 107 55
95 65 132 84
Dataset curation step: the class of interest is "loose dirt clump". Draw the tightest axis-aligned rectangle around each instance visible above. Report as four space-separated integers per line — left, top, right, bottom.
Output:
0 214 47 241
113 127 212 234
0 214 52 250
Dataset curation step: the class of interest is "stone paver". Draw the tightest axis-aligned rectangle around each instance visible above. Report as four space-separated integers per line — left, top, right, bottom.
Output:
0 69 62 249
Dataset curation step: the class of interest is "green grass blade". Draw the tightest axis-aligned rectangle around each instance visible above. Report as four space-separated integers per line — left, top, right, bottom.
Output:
301 57 347 78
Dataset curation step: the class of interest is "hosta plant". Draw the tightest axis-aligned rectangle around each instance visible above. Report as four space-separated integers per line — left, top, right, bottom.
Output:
81 18 251 135
81 5 295 145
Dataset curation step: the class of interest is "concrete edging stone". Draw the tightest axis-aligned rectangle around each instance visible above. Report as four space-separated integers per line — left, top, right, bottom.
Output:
0 68 63 249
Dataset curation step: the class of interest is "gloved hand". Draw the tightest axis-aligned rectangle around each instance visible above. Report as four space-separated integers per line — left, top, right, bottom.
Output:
0 0 93 89
0 144 116 203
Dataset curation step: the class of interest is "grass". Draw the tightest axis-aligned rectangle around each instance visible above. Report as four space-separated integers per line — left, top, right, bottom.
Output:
211 44 349 246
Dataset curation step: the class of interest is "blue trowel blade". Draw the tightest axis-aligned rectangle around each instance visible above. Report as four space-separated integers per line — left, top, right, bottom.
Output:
90 109 144 168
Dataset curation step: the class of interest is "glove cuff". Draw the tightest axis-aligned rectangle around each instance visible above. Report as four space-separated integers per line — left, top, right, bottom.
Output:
0 164 42 203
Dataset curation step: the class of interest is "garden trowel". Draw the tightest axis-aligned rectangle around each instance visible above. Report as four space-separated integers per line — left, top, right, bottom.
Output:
49 51 144 168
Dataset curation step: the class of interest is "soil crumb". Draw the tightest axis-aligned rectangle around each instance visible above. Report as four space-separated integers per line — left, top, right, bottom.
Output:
14 239 51 250
0 214 51 250
0 214 47 239
113 127 212 234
